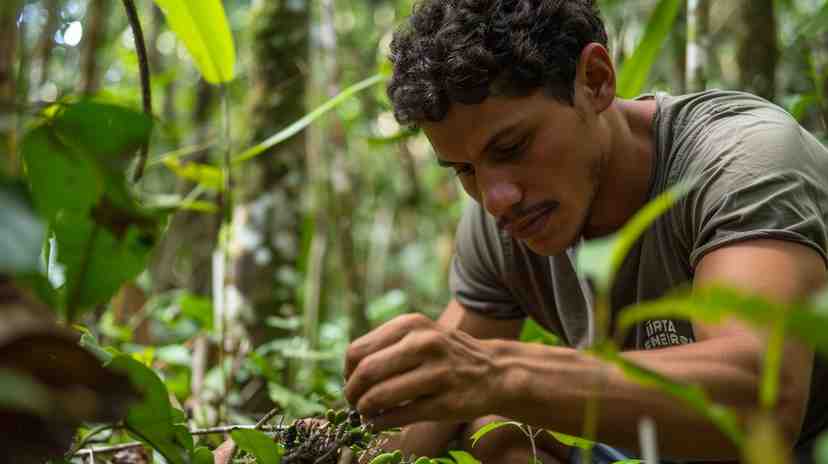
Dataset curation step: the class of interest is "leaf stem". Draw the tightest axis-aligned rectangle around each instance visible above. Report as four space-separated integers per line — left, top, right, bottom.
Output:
122 0 153 183
760 319 786 410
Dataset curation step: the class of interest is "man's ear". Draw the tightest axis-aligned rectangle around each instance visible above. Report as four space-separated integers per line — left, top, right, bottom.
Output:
575 42 615 113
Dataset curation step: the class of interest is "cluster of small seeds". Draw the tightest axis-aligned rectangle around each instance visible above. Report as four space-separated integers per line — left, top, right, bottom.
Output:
280 408 373 464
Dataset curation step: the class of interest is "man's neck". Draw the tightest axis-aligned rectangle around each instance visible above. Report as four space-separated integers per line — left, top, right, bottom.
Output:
583 97 659 239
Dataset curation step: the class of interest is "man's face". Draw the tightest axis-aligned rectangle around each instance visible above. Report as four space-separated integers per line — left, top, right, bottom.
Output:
422 90 606 256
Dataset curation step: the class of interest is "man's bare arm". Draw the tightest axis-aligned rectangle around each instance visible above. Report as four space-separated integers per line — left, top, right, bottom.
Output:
487 239 822 459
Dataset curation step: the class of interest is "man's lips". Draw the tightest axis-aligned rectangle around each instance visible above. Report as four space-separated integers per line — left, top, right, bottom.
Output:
497 202 559 239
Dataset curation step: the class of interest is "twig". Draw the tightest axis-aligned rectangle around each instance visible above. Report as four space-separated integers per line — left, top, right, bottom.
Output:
67 423 117 457
73 424 284 456
74 441 144 456
337 446 354 464
122 0 153 183
255 407 282 430
191 424 283 435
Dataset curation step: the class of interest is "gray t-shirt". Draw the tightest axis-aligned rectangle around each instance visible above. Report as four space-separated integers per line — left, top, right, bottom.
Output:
449 90 828 451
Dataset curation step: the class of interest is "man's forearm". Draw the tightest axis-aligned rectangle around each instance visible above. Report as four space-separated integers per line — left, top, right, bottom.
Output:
490 336 768 460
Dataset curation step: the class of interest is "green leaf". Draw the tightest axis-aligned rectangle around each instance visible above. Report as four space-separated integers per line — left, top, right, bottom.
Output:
0 368 52 416
179 292 214 330
267 381 326 417
594 345 743 447
233 74 388 163
192 446 214 464
548 431 594 450
152 0 235 84
22 125 102 220
107 354 191 464
815 431 828 464
55 213 156 321
785 94 817 121
519 319 561 346
79 332 115 364
231 429 283 464
52 102 154 171
0 179 45 273
469 420 524 447
447 451 481 464
162 158 225 191
615 0 683 97
616 286 781 336
576 181 694 295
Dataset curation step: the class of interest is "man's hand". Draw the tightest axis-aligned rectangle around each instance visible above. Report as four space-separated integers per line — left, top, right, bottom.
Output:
344 313 505 430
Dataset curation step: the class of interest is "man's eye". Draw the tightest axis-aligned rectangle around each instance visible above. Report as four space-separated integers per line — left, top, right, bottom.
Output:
454 164 474 177
494 138 527 159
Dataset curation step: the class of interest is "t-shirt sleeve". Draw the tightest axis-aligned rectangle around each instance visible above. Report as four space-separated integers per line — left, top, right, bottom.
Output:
449 202 526 319
686 117 828 270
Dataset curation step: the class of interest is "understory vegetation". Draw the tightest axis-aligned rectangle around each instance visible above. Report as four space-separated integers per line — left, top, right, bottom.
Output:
1 0 827 463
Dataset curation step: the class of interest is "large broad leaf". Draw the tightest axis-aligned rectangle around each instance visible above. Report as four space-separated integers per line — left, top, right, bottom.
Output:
52 102 154 172
152 0 235 84
576 181 694 296
107 354 191 464
233 74 388 163
230 429 283 464
22 125 102 220
54 212 156 321
615 0 682 98
593 344 743 446
0 179 45 273
22 102 163 321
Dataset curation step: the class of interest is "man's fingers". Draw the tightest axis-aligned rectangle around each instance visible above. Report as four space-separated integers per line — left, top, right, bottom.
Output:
355 360 444 418
364 395 447 431
344 313 433 379
344 330 432 406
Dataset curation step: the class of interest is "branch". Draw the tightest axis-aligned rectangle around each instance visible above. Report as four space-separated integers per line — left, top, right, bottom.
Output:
72 424 284 456
122 0 153 183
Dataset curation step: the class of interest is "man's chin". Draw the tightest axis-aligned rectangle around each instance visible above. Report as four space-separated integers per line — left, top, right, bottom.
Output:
521 234 572 256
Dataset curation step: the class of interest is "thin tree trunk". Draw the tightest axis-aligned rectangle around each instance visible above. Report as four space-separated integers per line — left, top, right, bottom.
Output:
36 0 61 87
231 0 309 345
737 0 778 101
80 0 110 95
0 0 22 175
686 0 710 92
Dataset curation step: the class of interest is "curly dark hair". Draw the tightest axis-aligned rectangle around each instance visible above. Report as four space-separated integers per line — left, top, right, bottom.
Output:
387 0 608 125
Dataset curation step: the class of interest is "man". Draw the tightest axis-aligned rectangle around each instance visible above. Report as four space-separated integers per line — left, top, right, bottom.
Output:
343 1 828 462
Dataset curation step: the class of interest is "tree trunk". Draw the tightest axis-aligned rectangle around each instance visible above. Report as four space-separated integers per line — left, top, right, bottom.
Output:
0 0 22 176
686 0 710 92
35 0 61 87
151 79 218 295
80 0 110 95
737 0 777 101
230 0 309 346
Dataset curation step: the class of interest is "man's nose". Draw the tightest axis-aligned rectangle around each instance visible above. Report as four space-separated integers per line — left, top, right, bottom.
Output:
481 181 522 218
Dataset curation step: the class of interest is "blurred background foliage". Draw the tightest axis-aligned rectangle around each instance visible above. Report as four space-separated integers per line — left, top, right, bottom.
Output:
0 0 827 461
